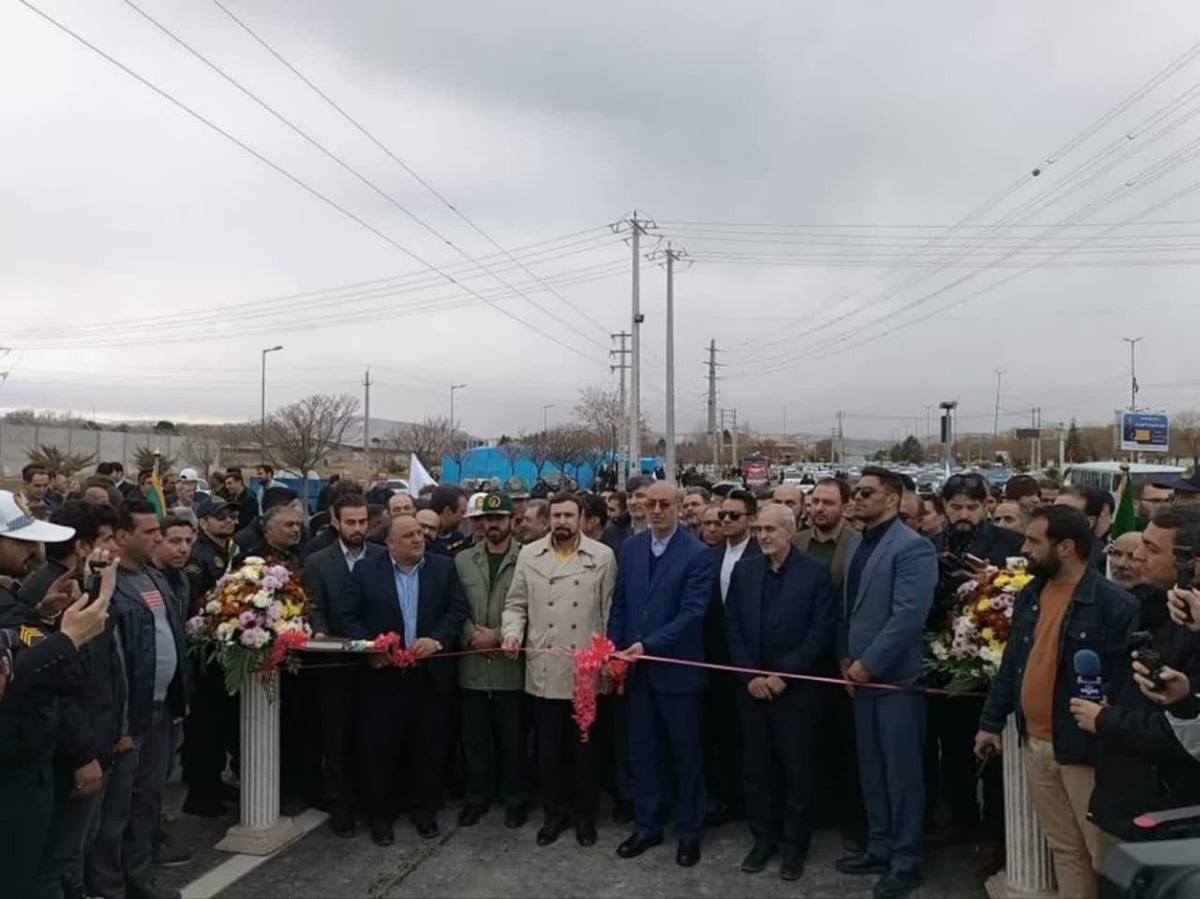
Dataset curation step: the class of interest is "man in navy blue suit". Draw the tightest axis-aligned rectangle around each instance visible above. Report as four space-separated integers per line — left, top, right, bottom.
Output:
724 503 836 881
835 467 938 899
341 514 470 846
608 480 713 868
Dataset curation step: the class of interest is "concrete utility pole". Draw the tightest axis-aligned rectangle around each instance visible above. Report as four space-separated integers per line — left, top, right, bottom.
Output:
705 341 720 468
720 408 738 471
835 411 846 464
610 332 631 489
1123 337 1142 411
450 384 466 435
363 367 373 471
648 242 686 481
939 401 957 471
993 369 1005 439
613 212 653 480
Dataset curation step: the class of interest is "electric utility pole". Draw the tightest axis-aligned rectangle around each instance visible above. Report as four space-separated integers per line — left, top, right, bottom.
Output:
610 331 630 489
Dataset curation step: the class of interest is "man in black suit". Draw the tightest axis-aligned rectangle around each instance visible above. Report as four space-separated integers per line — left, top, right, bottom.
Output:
341 513 470 845
301 494 383 837
703 488 760 827
724 503 836 881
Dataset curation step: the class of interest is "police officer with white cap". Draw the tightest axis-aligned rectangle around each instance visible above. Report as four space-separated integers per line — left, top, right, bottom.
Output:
0 490 116 897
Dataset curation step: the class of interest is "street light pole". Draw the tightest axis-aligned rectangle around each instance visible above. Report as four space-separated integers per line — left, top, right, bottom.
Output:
450 384 467 434
1122 337 1142 411
993 369 1005 439
543 404 554 433
260 345 283 456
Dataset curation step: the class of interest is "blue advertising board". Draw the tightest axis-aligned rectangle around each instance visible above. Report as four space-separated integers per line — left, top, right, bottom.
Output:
1119 412 1170 454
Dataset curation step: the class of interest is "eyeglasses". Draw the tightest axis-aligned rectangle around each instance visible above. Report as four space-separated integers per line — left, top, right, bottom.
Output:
644 499 674 510
717 511 744 521
852 487 878 499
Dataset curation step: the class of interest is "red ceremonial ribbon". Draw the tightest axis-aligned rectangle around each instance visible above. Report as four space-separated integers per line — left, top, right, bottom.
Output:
292 635 988 739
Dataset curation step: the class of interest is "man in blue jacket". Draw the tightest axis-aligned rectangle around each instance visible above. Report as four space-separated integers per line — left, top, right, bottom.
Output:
724 503 835 881
836 467 938 899
608 480 713 868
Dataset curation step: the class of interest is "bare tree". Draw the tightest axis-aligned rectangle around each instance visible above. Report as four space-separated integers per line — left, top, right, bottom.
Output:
383 417 455 470
524 430 552 481
496 438 526 479
543 425 594 486
1173 410 1200 466
266 393 360 506
181 433 222 476
573 383 626 458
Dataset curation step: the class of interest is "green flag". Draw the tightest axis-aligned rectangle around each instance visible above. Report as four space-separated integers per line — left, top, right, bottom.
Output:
1112 467 1137 538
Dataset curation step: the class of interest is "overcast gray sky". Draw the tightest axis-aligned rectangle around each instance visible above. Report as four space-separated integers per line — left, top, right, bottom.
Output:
3 0 1198 441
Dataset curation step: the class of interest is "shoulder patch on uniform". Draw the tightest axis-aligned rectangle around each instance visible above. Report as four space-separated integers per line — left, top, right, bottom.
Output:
184 562 202 575
19 624 47 647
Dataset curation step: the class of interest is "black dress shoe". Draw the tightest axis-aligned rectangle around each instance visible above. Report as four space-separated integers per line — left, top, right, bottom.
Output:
458 803 488 827
331 810 356 838
842 832 867 855
676 839 701 868
413 815 439 839
504 805 528 829
874 871 921 899
536 816 570 847
836 853 890 876
741 840 777 873
369 821 394 847
611 798 634 824
616 831 663 859
575 818 598 847
780 847 805 881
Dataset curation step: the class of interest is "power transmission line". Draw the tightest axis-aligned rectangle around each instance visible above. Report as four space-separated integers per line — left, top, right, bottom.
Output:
207 0 613 337
15 0 605 364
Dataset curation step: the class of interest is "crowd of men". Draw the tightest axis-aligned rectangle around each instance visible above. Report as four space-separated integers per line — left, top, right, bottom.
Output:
3 457 1200 899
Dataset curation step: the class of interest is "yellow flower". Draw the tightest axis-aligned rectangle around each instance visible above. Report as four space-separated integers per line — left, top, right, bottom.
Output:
976 599 990 612
981 627 994 641
994 575 1011 588
989 640 1003 654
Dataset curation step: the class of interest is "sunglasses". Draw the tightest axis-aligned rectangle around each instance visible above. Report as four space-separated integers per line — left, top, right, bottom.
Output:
717 511 744 521
853 486 878 499
945 474 987 492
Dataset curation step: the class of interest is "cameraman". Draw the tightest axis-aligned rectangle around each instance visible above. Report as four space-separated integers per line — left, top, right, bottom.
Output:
1068 505 1200 842
0 490 116 898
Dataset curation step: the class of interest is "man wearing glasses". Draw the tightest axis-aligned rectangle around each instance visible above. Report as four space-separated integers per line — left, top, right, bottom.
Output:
609 480 713 868
835 467 938 899
702 489 761 828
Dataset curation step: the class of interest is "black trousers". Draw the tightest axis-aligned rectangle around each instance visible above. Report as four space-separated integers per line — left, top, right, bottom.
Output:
594 694 632 802
359 668 450 823
739 687 817 853
925 694 1003 837
315 659 363 814
813 681 866 840
703 672 744 813
0 764 54 899
533 697 598 822
461 689 529 810
182 661 237 802
281 669 322 806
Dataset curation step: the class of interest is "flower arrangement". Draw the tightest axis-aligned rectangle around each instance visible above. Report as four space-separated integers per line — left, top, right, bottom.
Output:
925 557 1034 693
186 557 311 694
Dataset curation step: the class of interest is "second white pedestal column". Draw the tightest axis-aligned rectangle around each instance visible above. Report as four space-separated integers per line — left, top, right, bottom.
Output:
985 715 1057 898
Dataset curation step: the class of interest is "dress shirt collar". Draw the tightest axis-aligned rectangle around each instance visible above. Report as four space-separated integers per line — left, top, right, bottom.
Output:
391 553 426 576
650 526 678 556
341 540 366 567
726 535 751 556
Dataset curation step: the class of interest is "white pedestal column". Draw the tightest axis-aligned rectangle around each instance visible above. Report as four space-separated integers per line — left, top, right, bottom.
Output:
216 674 302 856
985 715 1057 898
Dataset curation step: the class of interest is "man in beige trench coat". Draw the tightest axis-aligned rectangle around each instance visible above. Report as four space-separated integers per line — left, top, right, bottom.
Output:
502 493 617 849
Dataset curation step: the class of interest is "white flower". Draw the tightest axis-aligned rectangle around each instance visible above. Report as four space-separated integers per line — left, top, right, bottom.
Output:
251 590 272 609
215 621 235 642
205 600 221 614
931 641 949 660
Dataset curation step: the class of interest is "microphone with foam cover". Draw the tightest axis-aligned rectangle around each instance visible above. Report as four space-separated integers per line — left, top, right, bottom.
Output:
1073 648 1104 702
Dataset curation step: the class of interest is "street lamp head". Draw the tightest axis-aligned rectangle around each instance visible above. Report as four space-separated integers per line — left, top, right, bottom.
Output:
263 345 283 354
451 383 467 391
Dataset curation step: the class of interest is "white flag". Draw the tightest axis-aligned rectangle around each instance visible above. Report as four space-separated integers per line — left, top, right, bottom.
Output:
409 453 438 494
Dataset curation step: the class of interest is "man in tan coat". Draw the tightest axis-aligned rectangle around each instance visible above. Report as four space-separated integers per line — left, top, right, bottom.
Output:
502 493 617 849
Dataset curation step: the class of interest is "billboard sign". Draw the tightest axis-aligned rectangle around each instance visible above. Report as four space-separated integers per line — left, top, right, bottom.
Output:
1119 412 1170 454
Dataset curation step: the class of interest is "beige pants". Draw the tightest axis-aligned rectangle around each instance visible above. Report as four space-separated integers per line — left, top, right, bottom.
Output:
1025 738 1114 899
